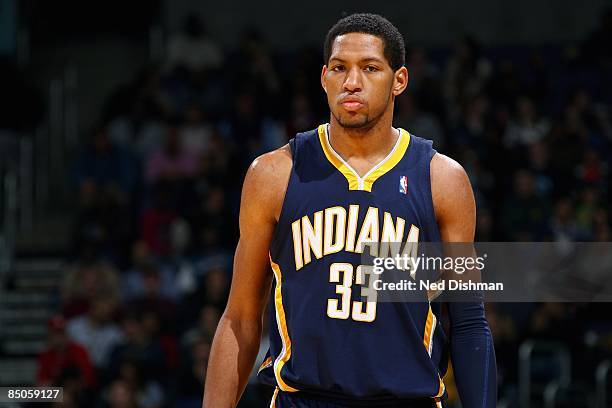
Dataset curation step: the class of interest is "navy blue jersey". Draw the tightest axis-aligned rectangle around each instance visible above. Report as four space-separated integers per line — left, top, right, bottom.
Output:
258 124 447 405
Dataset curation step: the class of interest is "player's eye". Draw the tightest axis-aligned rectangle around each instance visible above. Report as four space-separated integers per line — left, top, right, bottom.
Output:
364 65 379 72
331 65 345 72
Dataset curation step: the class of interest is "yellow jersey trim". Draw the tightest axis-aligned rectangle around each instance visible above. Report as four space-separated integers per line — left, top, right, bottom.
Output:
424 304 446 399
257 356 273 373
270 257 299 392
317 124 411 192
436 377 446 398
269 387 279 408
318 124 360 190
423 304 436 355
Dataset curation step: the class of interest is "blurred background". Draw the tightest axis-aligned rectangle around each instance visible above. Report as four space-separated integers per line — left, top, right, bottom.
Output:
0 0 611 407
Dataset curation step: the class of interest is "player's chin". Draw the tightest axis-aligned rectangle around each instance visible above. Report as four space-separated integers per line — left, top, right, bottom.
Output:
337 112 369 127
338 117 371 129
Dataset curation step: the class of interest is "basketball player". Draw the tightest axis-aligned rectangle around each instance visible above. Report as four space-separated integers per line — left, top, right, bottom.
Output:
204 13 496 408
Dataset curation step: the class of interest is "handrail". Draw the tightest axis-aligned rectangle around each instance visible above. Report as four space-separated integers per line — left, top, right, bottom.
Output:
543 381 560 408
34 124 49 215
596 359 610 408
19 137 33 232
48 78 64 189
0 68 75 282
519 340 571 408
1 170 17 287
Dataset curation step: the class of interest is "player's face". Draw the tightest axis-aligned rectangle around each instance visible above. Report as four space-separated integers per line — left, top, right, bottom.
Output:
321 33 408 129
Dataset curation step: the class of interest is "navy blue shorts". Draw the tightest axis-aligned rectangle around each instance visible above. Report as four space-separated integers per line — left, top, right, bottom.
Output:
270 388 444 408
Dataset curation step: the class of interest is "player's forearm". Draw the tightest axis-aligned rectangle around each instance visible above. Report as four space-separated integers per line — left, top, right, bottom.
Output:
448 302 497 408
203 313 263 408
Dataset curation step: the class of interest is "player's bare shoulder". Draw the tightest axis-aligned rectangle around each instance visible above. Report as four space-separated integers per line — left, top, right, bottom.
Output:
430 153 475 225
242 144 293 222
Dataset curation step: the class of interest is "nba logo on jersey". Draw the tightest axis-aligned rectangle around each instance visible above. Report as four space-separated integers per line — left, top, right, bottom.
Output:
399 175 408 194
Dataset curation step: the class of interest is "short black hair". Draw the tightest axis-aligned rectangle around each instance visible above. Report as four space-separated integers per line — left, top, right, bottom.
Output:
324 13 405 71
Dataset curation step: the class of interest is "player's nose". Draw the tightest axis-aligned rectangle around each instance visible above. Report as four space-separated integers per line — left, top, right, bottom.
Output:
343 66 363 92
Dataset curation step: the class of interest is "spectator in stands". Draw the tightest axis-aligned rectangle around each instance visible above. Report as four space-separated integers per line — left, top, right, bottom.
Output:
167 218 199 296
225 90 265 160
443 35 492 122
527 303 579 345
488 59 522 109
196 132 238 195
37 315 96 388
180 103 213 155
190 186 234 251
395 93 446 150
125 266 177 333
107 313 166 384
457 147 495 201
116 359 165 408
145 123 199 185
141 310 179 373
504 96 551 148
140 185 178 257
177 266 229 331
181 305 221 346
405 48 442 114
56 365 96 407
201 267 230 310
123 240 179 301
449 93 490 151
73 126 137 259
175 337 210 408
501 170 550 240
575 187 604 232
565 89 607 144
73 179 134 262
593 209 611 242
67 295 123 369
99 379 138 408
53 389 78 408
105 67 171 159
165 13 224 74
288 92 317 139
74 125 137 200
475 209 494 241
547 123 584 194
547 197 591 241
229 27 281 104
61 261 120 317
484 305 518 387
575 148 608 186
527 142 555 198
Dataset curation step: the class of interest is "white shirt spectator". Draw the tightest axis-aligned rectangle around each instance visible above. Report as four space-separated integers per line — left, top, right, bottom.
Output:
67 315 123 368
166 34 223 72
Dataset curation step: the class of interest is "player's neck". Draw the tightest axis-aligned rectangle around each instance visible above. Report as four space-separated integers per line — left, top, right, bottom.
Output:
328 116 398 161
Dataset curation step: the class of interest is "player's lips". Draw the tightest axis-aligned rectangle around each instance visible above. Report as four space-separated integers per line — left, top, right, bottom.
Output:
340 97 365 111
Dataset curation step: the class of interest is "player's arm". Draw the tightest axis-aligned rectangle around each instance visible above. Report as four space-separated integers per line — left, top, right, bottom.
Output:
431 153 497 408
203 145 292 408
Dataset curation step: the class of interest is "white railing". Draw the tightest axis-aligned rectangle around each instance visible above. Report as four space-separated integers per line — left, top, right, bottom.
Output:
596 359 610 408
519 340 571 408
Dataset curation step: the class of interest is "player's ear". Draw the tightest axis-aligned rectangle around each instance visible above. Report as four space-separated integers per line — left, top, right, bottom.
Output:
392 66 409 96
321 65 328 93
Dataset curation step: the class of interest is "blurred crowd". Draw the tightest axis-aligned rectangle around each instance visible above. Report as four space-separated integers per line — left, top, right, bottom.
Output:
33 10 612 408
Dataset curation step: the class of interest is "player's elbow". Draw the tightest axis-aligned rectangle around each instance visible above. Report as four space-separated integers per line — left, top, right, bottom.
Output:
220 306 265 338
